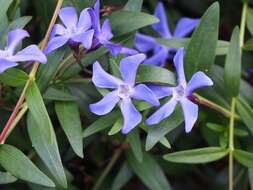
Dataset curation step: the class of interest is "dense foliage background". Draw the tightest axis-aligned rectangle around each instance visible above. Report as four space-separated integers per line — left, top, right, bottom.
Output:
0 0 253 190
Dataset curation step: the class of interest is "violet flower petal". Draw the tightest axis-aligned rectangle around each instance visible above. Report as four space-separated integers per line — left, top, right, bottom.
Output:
119 53 146 85
44 36 69 54
135 33 156 52
180 97 198 133
59 7 78 29
0 59 17 73
89 90 120 115
9 45 47 64
71 29 94 49
120 98 142 134
50 24 66 39
146 97 177 125
173 18 200 38
147 85 173 99
92 61 122 89
78 8 92 30
152 2 171 38
143 47 168 66
7 29 29 53
101 19 113 41
174 48 186 86
132 84 160 106
186 71 213 95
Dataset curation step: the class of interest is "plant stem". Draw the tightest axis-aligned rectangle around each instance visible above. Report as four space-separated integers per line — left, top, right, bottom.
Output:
0 0 64 144
228 97 236 190
240 3 248 47
194 93 240 120
92 148 123 190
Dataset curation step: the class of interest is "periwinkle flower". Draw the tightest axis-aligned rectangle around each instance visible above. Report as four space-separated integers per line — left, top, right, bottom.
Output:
146 48 213 133
135 2 199 67
89 0 138 56
0 29 47 73
89 54 160 134
44 7 94 54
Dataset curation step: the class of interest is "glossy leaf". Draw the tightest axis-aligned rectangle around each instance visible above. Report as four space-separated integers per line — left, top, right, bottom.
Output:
247 7 253 35
55 101 83 158
43 87 77 101
0 144 55 187
124 0 143 11
164 147 229 164
0 171 17 184
0 0 13 21
0 68 28 87
127 129 143 162
234 149 253 168
237 98 253 134
185 2 220 78
224 26 241 97
108 118 123 136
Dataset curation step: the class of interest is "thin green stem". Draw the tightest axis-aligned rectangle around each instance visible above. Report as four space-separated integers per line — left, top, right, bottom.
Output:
92 148 123 190
228 97 236 190
240 3 248 47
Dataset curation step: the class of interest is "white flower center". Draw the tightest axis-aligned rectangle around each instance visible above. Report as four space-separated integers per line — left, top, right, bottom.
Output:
173 85 185 100
117 84 133 99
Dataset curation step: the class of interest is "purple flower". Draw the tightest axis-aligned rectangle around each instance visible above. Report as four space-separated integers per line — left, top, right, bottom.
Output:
146 48 213 133
89 54 160 134
0 29 47 73
89 0 138 56
44 7 94 54
135 2 199 67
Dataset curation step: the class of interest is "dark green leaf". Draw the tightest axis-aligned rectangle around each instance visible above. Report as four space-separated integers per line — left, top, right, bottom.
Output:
8 16 32 30
145 107 183 151
55 101 83 158
27 113 67 188
0 68 28 87
234 149 253 168
109 10 159 36
127 152 172 190
0 144 55 187
163 147 229 164
185 2 220 77
237 98 253 134
224 26 241 97
0 171 17 184
136 64 176 85
0 0 13 21
124 0 143 11
127 129 143 162
43 87 77 101
247 7 253 35
108 118 123 136
243 37 253 50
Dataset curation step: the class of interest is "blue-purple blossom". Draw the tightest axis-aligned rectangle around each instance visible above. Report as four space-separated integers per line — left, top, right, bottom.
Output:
44 7 94 54
89 0 138 56
89 54 159 134
146 48 213 133
0 29 47 73
135 2 199 67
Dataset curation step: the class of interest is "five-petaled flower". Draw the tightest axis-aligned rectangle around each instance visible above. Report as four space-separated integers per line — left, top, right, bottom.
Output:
146 48 213 133
135 2 199 67
89 0 138 56
44 7 94 54
0 29 47 73
89 54 160 134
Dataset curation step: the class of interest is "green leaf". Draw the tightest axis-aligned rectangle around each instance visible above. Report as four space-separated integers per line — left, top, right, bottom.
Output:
0 144 55 187
111 162 133 190
124 0 143 11
185 2 220 77
43 86 77 101
37 48 66 92
0 68 28 87
136 64 176 85
8 16 32 30
55 101 83 158
206 123 225 132
145 107 183 151
237 98 253 134
109 58 121 77
109 10 159 36
27 113 67 188
108 118 123 136
163 147 229 164
243 37 253 51
0 171 17 184
127 152 172 190
83 111 121 138
157 38 229 55
0 0 13 21
249 169 253 190
224 26 241 97
26 81 53 143
127 129 143 162
234 149 253 168
247 7 253 35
